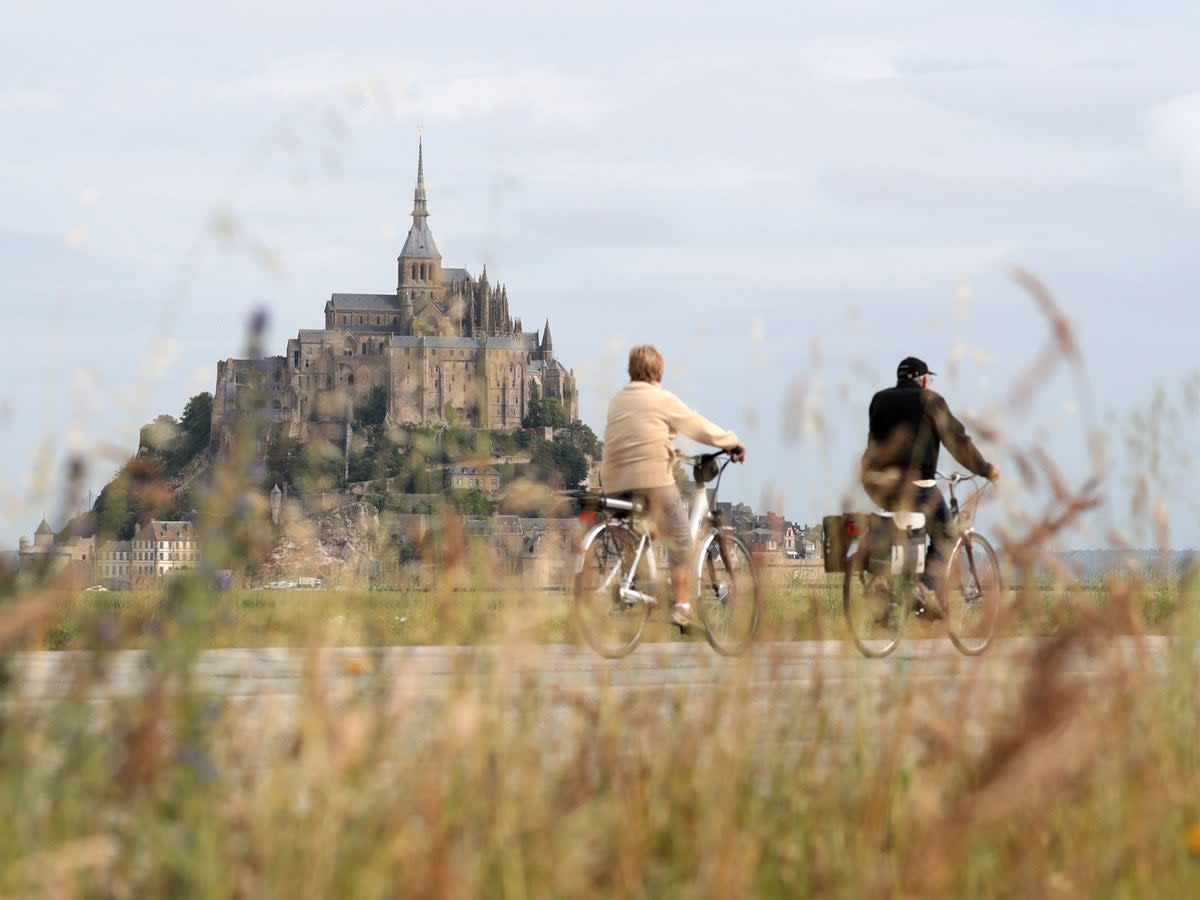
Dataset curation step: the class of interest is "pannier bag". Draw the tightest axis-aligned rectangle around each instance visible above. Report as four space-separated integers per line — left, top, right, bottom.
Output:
822 513 871 573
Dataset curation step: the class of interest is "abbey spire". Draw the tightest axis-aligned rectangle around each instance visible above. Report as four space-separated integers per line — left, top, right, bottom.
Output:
413 138 427 217
397 138 443 297
399 137 441 261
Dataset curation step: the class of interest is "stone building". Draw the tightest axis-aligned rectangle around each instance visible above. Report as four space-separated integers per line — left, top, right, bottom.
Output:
445 465 503 497
18 518 94 575
128 520 199 583
213 141 579 445
95 540 132 584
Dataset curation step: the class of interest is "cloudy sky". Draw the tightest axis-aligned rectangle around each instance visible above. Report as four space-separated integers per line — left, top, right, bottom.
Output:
4 1 1199 550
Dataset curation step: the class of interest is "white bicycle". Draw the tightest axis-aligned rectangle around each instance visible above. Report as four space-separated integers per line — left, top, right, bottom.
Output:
571 449 761 658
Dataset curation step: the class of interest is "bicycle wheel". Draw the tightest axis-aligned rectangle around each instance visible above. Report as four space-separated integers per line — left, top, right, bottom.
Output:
843 545 909 658
944 532 1002 656
574 522 650 658
695 530 761 656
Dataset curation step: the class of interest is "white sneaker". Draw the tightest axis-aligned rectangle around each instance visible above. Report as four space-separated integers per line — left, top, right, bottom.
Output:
671 603 695 627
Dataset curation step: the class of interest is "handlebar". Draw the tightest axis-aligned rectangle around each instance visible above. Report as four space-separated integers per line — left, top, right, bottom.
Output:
675 447 745 466
936 471 978 485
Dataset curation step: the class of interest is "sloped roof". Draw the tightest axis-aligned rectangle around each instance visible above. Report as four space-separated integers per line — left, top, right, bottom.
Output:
389 334 539 351
135 520 194 541
400 221 440 259
328 293 401 311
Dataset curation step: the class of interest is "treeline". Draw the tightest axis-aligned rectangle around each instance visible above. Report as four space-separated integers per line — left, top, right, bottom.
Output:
83 393 214 540
75 387 600 542
266 416 601 517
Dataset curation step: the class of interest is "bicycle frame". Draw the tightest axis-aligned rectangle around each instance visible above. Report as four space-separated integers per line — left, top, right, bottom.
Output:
944 473 987 592
686 477 710 543
575 449 735 607
572 448 760 657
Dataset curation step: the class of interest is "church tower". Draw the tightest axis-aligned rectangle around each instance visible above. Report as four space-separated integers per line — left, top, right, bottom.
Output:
396 138 443 324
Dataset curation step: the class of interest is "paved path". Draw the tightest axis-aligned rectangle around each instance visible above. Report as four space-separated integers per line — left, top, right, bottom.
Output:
6 636 1170 724
6 637 1179 769
7 636 1170 700
0 637 1098 700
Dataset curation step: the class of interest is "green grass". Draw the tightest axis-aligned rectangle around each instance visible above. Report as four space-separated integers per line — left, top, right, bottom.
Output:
27 564 1192 653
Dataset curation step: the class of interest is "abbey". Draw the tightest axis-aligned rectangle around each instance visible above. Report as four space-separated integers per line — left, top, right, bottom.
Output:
212 142 578 443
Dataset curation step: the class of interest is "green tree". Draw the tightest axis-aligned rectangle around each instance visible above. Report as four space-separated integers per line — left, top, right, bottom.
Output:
451 488 498 517
523 396 568 429
179 392 213 447
93 456 175 539
353 387 387 427
165 392 213 474
555 420 602 460
529 440 589 489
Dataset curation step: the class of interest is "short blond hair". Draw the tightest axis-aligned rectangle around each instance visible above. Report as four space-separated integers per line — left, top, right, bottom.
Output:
628 345 664 383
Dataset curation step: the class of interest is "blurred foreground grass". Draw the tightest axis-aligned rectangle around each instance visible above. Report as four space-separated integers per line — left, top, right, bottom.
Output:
2 568 1199 897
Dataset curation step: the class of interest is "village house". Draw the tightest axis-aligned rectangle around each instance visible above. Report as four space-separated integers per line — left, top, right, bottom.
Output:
445 464 503 497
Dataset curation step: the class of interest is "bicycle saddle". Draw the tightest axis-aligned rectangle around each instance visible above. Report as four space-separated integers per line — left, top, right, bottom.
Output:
877 510 927 531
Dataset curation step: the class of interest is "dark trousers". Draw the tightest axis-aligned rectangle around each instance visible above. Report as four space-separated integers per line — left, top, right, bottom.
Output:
864 481 954 588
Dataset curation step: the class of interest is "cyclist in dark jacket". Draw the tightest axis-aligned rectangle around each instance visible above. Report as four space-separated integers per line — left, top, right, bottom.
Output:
861 356 999 593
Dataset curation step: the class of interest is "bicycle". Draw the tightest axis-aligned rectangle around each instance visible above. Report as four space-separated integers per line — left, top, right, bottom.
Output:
570 449 761 658
837 472 1002 658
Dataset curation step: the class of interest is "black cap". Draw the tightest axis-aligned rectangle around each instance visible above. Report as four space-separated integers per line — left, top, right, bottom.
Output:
897 356 936 380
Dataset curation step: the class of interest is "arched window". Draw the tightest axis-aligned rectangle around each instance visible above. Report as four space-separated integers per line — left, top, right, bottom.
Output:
411 264 417 280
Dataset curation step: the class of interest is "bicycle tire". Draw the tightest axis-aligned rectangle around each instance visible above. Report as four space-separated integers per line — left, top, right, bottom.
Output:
944 532 1002 656
843 542 909 658
574 522 650 658
695 530 761 656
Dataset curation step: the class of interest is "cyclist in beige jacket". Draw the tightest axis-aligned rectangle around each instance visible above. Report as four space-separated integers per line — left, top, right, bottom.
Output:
600 345 746 626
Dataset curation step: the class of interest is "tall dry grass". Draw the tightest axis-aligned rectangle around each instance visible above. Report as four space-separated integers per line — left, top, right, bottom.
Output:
1 565 1198 897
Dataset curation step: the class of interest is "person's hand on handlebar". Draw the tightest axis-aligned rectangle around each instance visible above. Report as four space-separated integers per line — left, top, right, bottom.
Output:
730 445 747 463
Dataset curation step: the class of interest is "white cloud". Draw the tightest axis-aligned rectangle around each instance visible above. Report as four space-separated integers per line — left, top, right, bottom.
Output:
1146 91 1200 200
799 40 899 82
0 87 61 111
